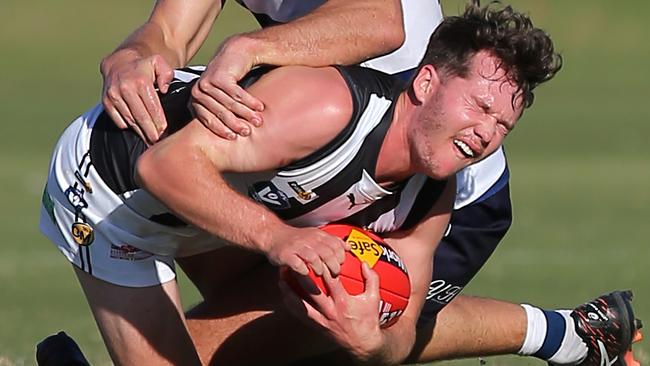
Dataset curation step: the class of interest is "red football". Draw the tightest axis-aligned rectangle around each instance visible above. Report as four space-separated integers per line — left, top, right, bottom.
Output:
285 224 410 328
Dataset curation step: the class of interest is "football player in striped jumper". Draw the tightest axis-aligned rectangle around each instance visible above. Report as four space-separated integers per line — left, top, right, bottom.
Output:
39 3 568 365
39 1 640 366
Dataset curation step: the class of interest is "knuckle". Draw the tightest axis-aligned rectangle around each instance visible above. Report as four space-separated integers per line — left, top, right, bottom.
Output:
134 77 148 88
288 257 302 268
318 246 334 257
225 98 240 111
198 110 211 125
106 88 120 101
197 79 212 92
198 115 213 129
212 74 227 85
102 96 112 107
118 83 133 95
223 114 240 128
191 85 202 99
329 261 341 272
302 251 318 262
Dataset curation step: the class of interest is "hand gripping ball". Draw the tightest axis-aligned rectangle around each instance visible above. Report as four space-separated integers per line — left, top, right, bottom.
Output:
285 224 411 328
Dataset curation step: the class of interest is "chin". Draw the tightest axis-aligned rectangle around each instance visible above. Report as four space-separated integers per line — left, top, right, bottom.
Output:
425 167 454 180
417 154 458 180
436 162 469 180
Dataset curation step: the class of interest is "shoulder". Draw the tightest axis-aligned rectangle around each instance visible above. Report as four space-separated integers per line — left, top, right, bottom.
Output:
251 66 352 115
245 66 354 163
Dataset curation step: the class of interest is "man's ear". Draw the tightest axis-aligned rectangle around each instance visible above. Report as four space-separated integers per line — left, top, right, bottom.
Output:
411 64 441 104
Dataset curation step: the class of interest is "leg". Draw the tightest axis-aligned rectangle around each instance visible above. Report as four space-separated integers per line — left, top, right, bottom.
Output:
405 175 642 365
406 178 515 361
178 248 337 366
409 295 526 361
75 267 201 365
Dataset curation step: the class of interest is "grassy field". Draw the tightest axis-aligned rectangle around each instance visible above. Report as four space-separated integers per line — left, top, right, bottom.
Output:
0 1 648 365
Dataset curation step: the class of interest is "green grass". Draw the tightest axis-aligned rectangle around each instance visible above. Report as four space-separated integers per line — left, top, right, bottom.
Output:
0 1 648 365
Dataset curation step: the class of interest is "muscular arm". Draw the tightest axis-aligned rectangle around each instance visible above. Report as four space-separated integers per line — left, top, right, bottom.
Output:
136 66 352 274
227 0 404 68
100 0 223 143
193 0 405 137
102 0 405 142
367 179 456 364
290 178 456 364
101 0 222 72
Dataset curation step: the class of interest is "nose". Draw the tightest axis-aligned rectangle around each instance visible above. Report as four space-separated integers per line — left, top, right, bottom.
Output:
474 117 496 147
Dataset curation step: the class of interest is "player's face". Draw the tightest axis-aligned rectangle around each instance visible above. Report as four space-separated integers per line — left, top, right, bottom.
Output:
410 51 524 179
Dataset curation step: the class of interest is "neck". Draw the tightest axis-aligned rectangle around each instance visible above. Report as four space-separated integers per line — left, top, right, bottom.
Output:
375 91 416 183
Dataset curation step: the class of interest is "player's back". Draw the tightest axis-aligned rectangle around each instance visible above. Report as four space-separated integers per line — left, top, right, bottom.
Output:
41 66 445 260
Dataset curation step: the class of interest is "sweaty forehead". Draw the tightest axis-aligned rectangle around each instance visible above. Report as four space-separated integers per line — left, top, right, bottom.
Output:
469 51 523 112
470 51 515 88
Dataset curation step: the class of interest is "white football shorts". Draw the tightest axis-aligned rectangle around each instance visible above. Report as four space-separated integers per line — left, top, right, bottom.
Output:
40 104 226 287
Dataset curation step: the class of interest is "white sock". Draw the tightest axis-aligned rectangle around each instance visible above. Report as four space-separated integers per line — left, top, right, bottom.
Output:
518 305 588 364
547 310 589 364
519 304 547 355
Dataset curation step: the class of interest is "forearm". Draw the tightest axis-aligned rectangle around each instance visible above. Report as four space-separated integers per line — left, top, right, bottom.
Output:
229 0 404 68
102 0 222 74
101 23 185 75
136 140 282 252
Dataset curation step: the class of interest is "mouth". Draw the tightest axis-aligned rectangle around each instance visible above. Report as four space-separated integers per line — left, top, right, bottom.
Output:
453 139 476 158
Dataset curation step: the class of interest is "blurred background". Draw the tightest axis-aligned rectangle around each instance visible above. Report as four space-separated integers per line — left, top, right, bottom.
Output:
0 1 648 365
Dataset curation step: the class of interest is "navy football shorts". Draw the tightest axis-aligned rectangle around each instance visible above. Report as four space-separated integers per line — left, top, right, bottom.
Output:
418 174 512 324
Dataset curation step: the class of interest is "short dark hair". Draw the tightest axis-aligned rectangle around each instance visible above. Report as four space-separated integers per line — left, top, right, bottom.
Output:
419 1 562 108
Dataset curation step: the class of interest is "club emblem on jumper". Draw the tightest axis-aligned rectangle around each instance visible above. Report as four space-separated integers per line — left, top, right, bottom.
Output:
65 186 88 211
347 229 383 267
71 222 94 246
249 182 291 209
288 181 314 201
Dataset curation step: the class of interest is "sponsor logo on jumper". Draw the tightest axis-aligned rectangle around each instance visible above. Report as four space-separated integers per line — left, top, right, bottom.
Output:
71 222 94 246
169 85 187 94
288 181 314 200
110 244 153 261
347 229 382 267
347 193 362 209
249 182 290 209
426 280 462 304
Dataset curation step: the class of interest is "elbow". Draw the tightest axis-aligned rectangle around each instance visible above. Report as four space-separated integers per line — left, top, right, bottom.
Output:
377 2 405 53
135 148 160 193
352 0 405 56
384 19 405 53
135 144 181 196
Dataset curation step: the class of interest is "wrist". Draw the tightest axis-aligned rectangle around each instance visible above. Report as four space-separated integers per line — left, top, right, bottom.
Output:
250 212 285 254
223 33 267 67
352 328 387 364
100 48 142 76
